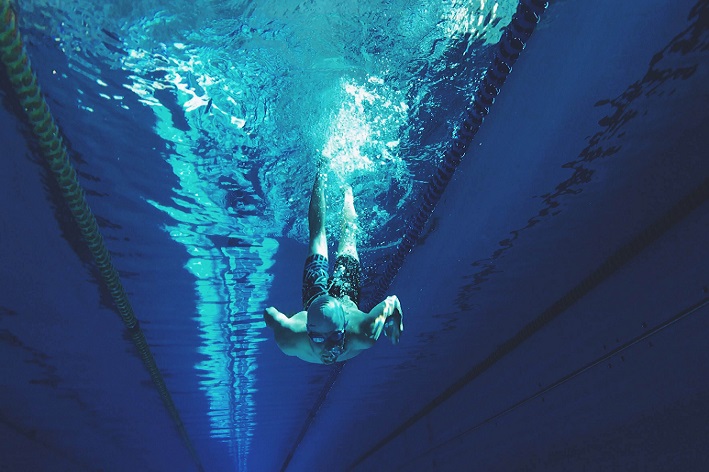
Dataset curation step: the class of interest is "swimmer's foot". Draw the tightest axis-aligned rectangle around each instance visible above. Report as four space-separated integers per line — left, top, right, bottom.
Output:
342 184 357 222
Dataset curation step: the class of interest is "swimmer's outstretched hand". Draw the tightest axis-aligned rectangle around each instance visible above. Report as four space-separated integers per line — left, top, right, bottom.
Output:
383 295 404 345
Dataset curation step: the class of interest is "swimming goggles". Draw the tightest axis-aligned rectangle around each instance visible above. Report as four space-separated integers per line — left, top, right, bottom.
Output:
308 329 345 344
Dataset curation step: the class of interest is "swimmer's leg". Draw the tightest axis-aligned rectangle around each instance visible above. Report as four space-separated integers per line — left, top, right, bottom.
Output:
308 171 328 258
336 184 358 261
328 184 361 305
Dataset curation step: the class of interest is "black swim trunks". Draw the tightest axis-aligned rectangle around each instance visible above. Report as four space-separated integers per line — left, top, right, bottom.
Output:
302 253 361 310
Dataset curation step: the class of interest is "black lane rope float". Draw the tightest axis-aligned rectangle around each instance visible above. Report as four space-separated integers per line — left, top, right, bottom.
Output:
279 2 549 471
370 0 548 304
0 3 204 471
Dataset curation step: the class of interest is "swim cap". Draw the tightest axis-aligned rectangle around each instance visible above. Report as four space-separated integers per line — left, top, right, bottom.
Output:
307 294 346 327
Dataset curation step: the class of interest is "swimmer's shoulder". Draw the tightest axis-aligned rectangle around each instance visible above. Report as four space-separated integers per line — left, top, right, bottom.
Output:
342 303 378 349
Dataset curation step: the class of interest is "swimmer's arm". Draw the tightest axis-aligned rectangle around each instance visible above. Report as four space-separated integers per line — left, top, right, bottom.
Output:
359 295 404 345
263 307 308 355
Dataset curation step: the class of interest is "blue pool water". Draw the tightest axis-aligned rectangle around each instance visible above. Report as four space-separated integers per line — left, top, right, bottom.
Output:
2 0 709 471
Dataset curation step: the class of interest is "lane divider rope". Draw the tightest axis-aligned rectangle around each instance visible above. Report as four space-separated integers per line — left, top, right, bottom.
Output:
0 2 204 470
369 0 549 306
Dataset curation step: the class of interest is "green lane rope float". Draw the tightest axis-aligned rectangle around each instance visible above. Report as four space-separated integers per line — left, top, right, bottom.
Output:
0 2 203 470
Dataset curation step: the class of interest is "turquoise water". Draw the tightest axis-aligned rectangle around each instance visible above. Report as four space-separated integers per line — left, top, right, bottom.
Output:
12 0 516 468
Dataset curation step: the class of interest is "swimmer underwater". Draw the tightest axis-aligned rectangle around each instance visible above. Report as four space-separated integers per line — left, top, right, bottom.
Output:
263 170 404 364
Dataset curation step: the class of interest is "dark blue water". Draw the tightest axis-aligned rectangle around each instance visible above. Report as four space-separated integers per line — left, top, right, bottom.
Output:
3 0 709 471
